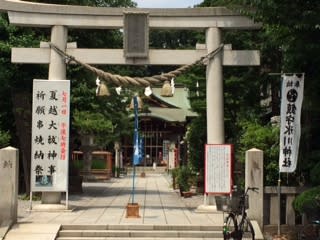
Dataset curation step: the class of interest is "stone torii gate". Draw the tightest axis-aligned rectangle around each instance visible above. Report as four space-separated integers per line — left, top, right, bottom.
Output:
1 0 260 206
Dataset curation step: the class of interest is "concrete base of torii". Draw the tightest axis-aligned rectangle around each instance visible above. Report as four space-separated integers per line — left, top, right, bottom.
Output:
30 204 72 212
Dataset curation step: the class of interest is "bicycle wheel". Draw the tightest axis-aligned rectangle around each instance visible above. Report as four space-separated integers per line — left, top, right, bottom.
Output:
241 218 255 240
223 214 239 240
298 224 318 240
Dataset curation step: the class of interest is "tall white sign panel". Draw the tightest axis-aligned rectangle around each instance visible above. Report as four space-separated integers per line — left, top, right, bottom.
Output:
279 74 304 173
31 80 70 192
205 144 233 194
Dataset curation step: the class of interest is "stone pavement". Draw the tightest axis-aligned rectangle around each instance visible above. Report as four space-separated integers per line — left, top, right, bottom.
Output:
4 173 226 240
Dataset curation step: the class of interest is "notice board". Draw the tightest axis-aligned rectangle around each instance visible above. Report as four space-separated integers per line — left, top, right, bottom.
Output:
30 79 70 192
205 144 233 194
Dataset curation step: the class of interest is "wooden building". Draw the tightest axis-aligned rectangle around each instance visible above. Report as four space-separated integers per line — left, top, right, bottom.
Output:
122 85 197 169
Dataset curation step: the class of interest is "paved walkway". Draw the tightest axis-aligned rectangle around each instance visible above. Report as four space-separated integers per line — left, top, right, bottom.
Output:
3 173 225 240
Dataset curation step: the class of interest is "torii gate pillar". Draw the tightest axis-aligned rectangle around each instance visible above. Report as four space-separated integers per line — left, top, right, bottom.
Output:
48 26 68 80
206 27 224 144
42 25 68 205
203 27 224 207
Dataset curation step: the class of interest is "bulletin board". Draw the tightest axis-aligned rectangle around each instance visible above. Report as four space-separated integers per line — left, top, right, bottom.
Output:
205 144 233 194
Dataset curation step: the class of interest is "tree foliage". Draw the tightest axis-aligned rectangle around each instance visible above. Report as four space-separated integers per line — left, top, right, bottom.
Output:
0 129 10 148
237 119 279 185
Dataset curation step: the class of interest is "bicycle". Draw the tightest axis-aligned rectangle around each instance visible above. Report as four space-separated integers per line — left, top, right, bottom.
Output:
222 187 259 240
298 220 320 240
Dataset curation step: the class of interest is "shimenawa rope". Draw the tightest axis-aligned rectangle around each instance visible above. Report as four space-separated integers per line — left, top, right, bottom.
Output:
49 42 224 87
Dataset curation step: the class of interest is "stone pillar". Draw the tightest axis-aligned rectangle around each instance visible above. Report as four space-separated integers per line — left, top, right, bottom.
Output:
286 194 295 225
0 147 19 224
48 25 68 80
245 148 264 227
270 194 279 225
206 27 224 144
205 27 223 206
42 25 68 204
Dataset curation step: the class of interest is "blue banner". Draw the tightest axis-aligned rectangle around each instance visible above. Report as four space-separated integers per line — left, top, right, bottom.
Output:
133 96 141 165
139 137 144 163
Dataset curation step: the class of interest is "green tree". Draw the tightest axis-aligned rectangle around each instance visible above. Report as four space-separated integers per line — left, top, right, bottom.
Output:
237 119 280 185
0 12 49 193
177 67 206 172
0 129 10 148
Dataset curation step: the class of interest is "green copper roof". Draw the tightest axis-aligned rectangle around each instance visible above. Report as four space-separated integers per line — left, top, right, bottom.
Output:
151 87 192 110
140 87 197 122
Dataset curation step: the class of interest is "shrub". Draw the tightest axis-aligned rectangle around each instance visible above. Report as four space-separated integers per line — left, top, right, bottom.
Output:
293 186 320 218
73 160 84 170
91 159 106 169
177 166 193 192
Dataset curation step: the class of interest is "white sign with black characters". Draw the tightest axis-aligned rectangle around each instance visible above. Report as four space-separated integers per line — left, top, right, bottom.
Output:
279 74 304 173
205 144 233 194
31 79 70 192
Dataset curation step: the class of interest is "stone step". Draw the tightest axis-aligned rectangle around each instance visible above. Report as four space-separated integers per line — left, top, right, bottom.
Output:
60 224 221 231
57 238 224 240
56 225 223 239
57 230 222 238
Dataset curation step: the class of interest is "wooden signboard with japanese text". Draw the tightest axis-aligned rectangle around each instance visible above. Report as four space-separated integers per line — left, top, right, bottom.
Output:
30 80 70 192
205 144 233 194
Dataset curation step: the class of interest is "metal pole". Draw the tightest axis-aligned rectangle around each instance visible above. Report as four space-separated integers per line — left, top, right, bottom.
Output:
131 95 138 203
132 165 136 204
29 191 33 210
277 175 281 235
66 191 69 210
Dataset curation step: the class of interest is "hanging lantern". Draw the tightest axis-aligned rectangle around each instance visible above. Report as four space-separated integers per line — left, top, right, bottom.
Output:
129 95 143 109
160 80 173 97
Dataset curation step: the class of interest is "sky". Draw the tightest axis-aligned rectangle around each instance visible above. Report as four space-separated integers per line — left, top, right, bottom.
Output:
134 0 203 8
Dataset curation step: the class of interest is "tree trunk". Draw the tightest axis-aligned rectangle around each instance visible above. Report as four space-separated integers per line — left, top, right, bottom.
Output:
80 134 95 176
11 92 32 194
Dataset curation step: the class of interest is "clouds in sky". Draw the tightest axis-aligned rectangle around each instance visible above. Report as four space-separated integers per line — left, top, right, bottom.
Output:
133 0 203 8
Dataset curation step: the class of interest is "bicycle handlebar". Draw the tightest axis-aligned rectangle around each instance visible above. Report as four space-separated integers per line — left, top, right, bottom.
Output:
245 187 259 194
231 186 259 194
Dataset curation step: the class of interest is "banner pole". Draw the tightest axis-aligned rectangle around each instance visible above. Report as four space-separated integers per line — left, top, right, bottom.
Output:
131 95 138 204
132 164 136 204
277 173 281 236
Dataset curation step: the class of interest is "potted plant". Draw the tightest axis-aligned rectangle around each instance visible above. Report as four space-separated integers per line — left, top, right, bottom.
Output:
293 186 320 222
171 168 179 189
196 169 204 193
177 166 193 197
